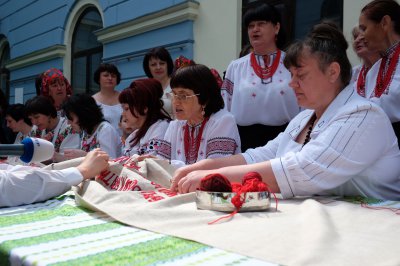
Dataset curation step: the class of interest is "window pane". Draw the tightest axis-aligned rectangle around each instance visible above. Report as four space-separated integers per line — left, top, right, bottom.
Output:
72 56 86 95
73 10 103 53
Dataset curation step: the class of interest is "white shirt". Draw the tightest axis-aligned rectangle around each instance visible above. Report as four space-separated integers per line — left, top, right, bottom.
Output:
364 44 400 122
221 52 300 126
243 86 400 200
0 164 83 207
159 109 241 167
96 101 123 136
122 119 169 156
40 117 80 153
80 121 121 159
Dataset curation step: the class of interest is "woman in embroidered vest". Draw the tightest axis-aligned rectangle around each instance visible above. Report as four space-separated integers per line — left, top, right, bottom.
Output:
156 64 241 168
62 94 121 159
171 22 400 201
350 25 381 97
92 63 123 136
221 3 300 152
25 96 80 163
143 47 174 118
119 78 171 157
40 68 72 117
359 0 400 146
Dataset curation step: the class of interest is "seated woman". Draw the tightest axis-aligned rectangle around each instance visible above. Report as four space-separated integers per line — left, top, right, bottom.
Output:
157 64 241 168
40 68 73 117
5 104 36 144
25 96 80 162
171 22 400 200
62 94 121 159
119 78 171 156
5 104 37 164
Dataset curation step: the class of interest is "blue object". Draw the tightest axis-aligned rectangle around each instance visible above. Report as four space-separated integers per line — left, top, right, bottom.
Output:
20 138 34 163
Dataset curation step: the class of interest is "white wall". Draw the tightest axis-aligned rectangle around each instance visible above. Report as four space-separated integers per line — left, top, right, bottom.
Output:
343 0 371 67
193 0 241 74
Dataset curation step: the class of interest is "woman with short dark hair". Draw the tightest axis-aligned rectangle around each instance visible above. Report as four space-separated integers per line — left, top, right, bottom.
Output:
142 46 174 117
222 3 300 152
5 104 34 144
62 94 121 159
158 64 241 167
92 63 123 135
25 96 80 162
119 78 171 156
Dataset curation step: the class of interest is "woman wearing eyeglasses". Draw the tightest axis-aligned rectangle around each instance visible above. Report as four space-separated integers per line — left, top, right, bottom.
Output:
157 64 241 168
119 78 171 156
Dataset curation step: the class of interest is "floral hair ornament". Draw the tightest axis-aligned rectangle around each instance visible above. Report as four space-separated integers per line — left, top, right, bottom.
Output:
174 55 195 71
41 68 73 97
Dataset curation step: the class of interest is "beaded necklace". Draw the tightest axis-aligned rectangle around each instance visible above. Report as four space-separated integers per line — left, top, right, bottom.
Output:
374 41 400 97
250 50 281 83
184 118 209 164
357 65 368 97
303 114 317 147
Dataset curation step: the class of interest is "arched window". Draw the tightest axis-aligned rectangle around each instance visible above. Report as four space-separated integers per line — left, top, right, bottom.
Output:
71 7 103 95
0 42 10 101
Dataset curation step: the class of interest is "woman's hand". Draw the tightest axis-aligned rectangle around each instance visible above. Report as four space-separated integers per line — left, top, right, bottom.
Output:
173 169 216 194
63 149 88 160
77 148 109 180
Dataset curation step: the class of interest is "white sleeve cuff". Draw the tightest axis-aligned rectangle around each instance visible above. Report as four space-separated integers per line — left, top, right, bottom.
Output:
270 157 295 198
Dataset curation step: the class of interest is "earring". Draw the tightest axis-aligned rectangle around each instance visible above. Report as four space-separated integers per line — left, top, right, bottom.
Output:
201 106 205 116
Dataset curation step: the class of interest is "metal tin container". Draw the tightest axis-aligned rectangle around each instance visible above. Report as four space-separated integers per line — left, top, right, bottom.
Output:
196 190 271 212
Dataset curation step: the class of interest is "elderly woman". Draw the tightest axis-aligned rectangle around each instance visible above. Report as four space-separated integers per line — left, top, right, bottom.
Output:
143 47 174 117
358 0 400 145
119 78 171 156
350 25 380 97
25 96 80 162
92 63 123 135
156 64 241 168
62 94 121 159
222 3 300 151
40 68 73 116
171 22 400 200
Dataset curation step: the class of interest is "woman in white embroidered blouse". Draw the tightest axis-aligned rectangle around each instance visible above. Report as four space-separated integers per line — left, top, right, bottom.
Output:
119 78 171 157
156 64 241 168
25 96 80 163
359 0 400 146
170 22 400 200
62 94 121 159
221 3 300 152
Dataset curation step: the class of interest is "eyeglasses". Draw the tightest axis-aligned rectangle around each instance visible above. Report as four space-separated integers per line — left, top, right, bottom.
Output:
166 93 200 102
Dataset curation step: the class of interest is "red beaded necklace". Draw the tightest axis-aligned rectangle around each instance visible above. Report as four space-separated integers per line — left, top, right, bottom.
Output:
374 43 400 97
250 50 281 81
184 117 209 164
357 65 368 97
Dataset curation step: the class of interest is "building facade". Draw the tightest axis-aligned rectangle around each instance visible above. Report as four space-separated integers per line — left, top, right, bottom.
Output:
0 0 375 103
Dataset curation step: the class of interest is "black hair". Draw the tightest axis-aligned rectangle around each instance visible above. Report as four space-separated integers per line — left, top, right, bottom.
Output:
93 63 121 85
243 3 286 49
143 47 174 78
170 64 224 117
5 104 32 126
62 93 105 135
25 95 57 118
